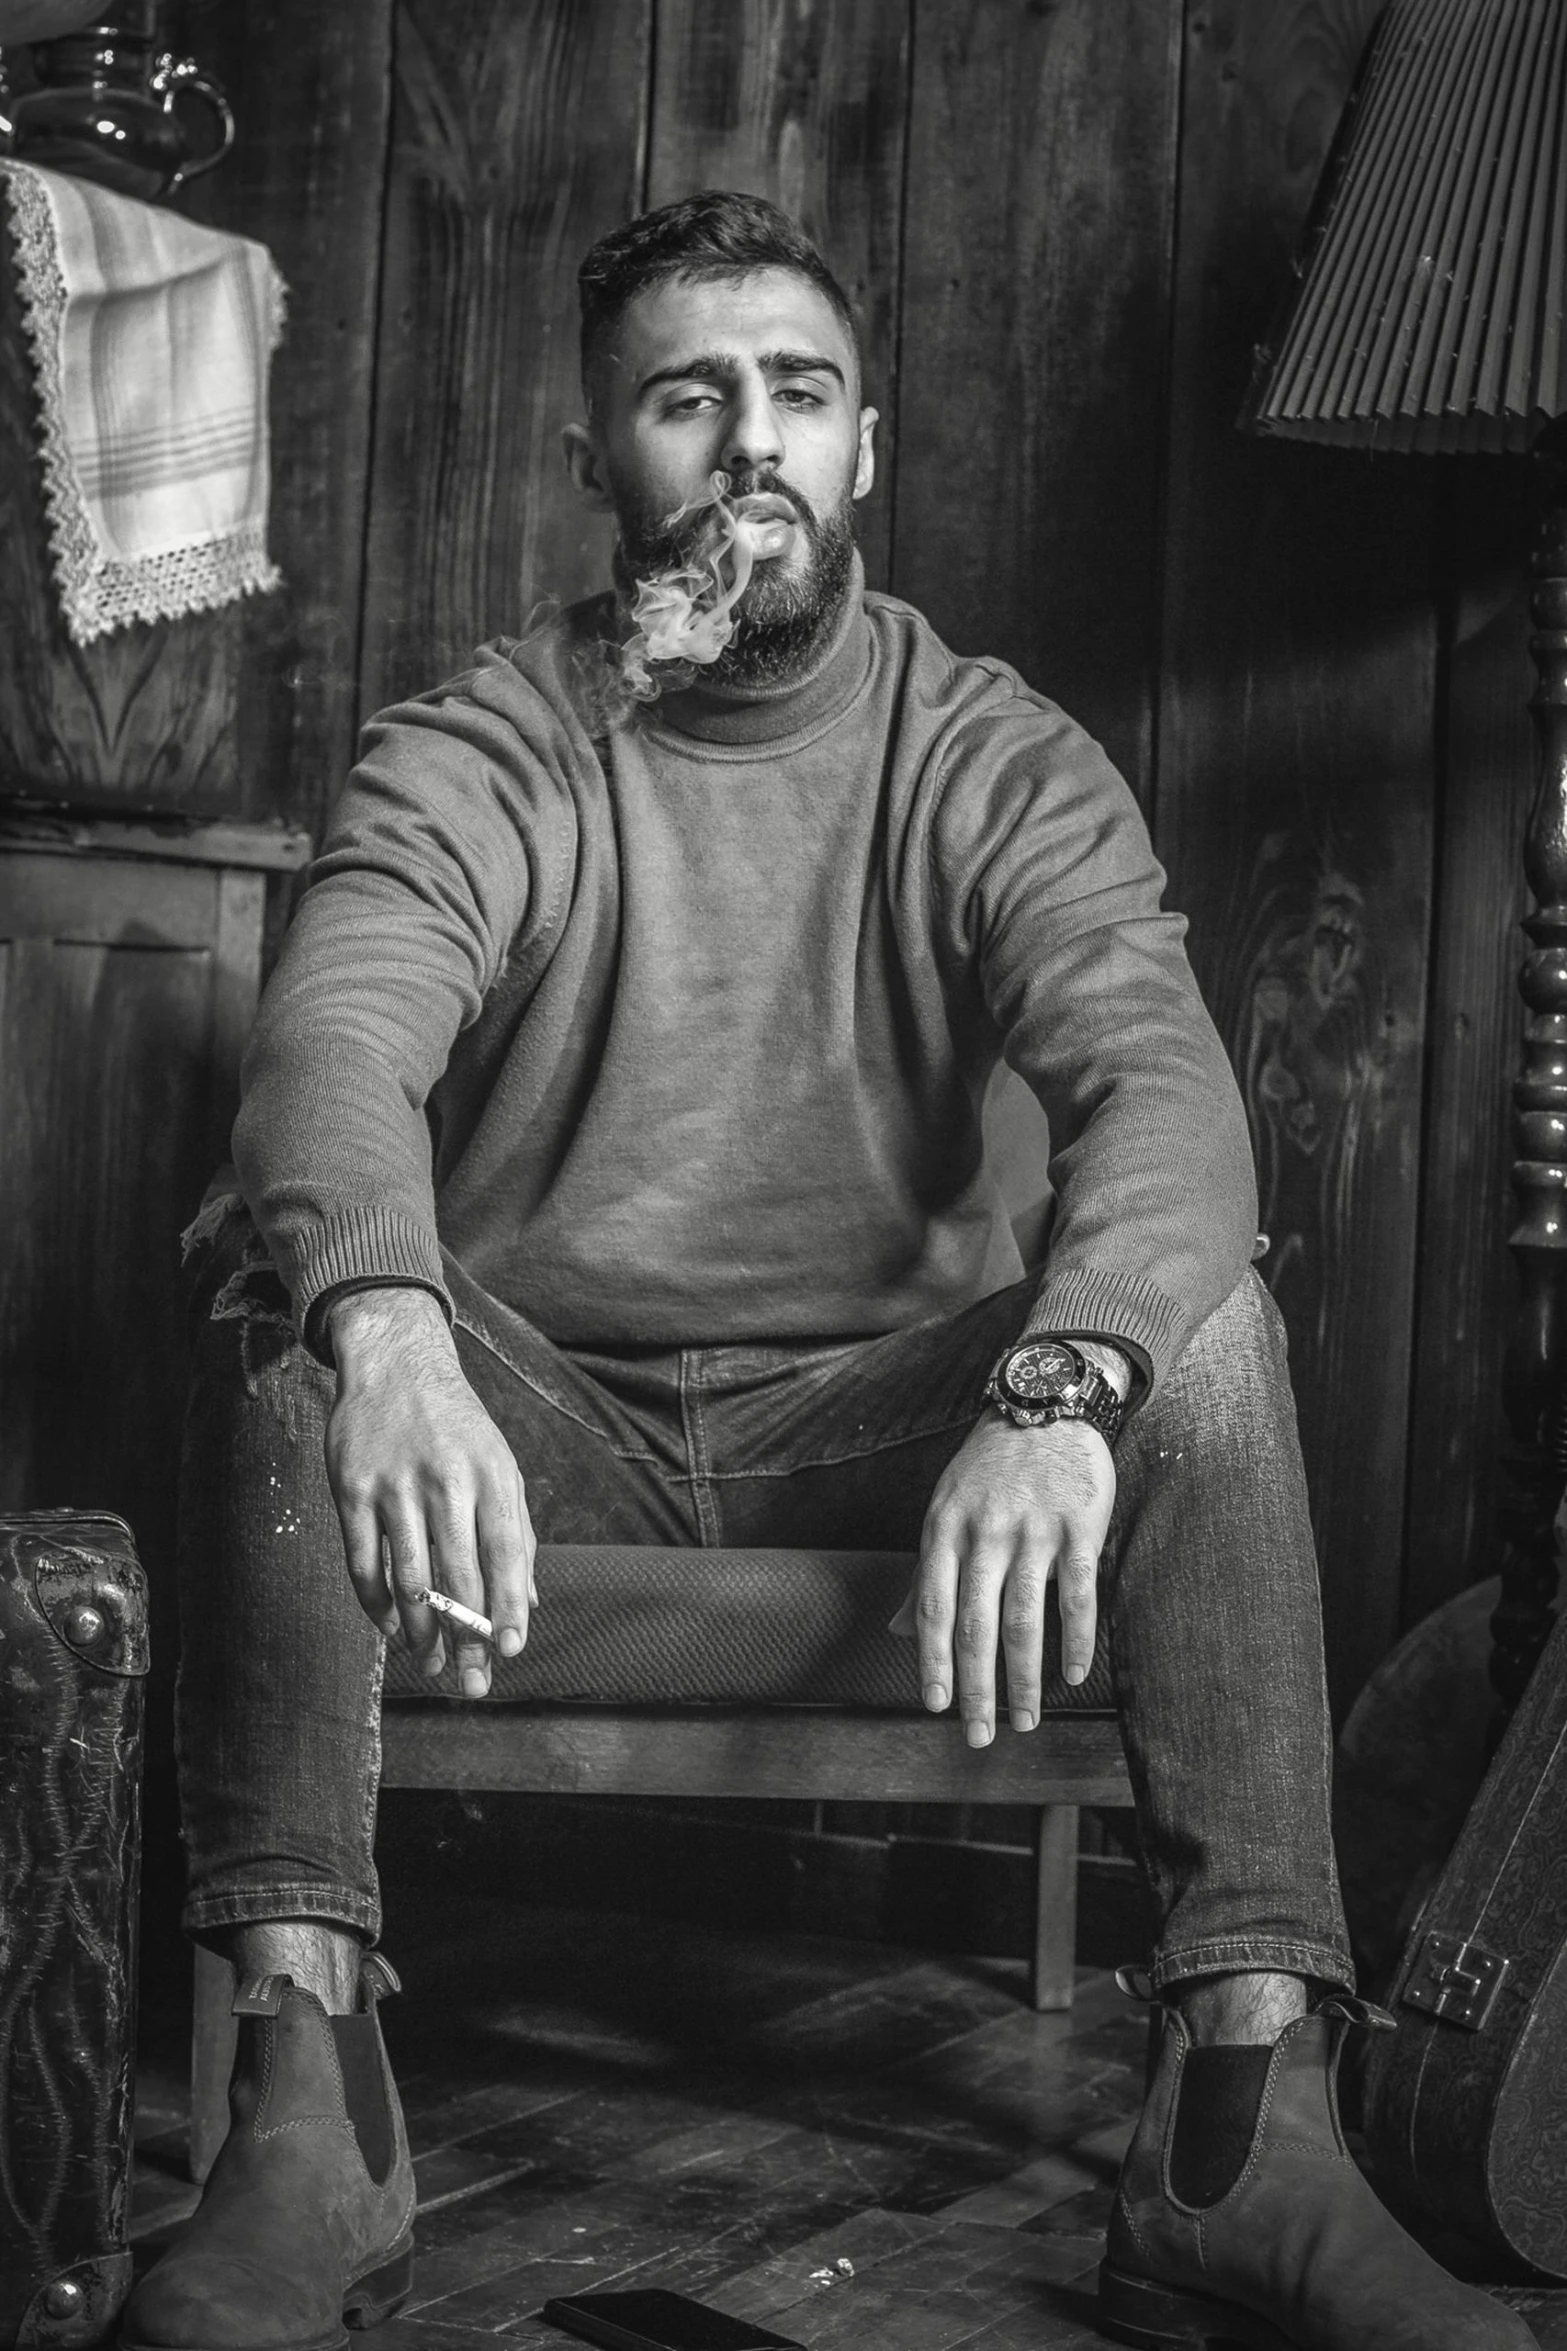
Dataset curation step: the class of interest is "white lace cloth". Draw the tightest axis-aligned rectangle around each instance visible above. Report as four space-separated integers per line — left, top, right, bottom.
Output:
1 160 285 643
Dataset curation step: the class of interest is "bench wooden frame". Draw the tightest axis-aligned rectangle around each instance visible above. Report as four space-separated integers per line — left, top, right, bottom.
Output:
189 1704 1130 2180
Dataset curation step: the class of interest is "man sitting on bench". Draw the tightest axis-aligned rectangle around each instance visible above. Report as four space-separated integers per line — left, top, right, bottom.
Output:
123 194 1529 2351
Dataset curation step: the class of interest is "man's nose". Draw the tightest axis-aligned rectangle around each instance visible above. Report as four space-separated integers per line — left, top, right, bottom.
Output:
722 383 783 475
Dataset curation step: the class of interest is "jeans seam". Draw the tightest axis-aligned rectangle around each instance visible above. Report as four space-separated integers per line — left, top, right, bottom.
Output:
678 1349 722 1544
1149 1936 1355 1992
183 1885 382 1937
362 1637 385 1890
695 1408 982 1477
453 1308 662 1461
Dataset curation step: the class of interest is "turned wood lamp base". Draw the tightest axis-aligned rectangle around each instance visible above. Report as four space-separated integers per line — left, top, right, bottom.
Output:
1492 436 1567 1730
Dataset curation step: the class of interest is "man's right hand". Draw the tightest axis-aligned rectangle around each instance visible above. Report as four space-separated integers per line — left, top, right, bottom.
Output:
323 1286 537 1698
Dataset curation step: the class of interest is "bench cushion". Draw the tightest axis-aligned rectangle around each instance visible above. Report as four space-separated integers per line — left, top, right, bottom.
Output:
380 1545 1117 1711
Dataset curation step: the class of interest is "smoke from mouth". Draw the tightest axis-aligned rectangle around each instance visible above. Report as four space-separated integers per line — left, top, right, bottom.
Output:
611 466 856 704
614 472 761 702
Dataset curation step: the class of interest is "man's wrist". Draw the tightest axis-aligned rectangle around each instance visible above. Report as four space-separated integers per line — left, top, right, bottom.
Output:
1073 1337 1135 1405
983 1332 1136 1442
325 1282 453 1373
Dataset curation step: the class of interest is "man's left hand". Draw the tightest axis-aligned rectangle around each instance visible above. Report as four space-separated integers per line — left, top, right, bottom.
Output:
891 1415 1116 1745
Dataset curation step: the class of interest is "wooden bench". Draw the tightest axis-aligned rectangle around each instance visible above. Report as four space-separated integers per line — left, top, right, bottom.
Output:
190 1546 1131 2179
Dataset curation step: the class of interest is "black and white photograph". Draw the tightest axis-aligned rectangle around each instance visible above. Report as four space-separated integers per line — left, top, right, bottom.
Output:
1 4 1566 2347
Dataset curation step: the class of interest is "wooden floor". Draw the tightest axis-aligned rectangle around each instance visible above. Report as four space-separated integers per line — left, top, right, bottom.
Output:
130 1893 1567 2349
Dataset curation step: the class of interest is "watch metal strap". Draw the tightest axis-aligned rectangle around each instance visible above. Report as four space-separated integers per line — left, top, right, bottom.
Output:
984 1346 1127 1443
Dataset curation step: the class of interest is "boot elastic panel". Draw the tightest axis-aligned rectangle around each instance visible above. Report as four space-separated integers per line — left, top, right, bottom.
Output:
329 2013 394 2184
1167 2044 1274 2208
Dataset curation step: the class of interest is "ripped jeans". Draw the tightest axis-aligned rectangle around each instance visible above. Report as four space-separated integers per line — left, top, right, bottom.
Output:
175 1197 1353 1994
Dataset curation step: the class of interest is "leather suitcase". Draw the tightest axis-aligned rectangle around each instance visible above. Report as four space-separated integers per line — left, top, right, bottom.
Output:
1364 1592 1567 2277
0 1512 147 2349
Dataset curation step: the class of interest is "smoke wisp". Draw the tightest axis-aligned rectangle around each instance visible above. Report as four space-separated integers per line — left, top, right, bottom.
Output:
617 470 766 702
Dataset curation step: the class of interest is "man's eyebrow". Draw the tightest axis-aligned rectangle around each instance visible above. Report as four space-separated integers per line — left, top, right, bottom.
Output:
761 350 846 384
637 349 847 396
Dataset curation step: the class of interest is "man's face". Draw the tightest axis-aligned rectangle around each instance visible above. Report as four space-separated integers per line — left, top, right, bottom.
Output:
566 268 877 681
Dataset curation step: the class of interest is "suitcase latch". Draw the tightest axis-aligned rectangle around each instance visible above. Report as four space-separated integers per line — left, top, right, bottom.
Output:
1401 1930 1509 2031
31 1552 149 1676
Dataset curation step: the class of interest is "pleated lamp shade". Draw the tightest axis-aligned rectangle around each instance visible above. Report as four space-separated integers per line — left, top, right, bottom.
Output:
1251 0 1567 455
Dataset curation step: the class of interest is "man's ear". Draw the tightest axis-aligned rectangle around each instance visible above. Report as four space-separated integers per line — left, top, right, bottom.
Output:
853 406 878 503
562 421 615 513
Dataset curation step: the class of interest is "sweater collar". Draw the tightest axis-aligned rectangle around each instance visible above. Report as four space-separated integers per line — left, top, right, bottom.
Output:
642 552 871 748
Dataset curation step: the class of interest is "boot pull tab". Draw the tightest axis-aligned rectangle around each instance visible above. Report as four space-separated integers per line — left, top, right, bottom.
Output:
1316 1992 1397 2032
360 1952 402 2007
232 1973 288 2016
1114 1965 1156 2003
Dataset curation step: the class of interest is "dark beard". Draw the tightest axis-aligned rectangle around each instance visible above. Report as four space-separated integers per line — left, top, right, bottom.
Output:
612 468 857 690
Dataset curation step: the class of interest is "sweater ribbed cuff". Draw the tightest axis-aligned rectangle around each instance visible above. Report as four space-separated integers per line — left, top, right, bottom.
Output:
1022 1264 1187 1400
279 1210 453 1364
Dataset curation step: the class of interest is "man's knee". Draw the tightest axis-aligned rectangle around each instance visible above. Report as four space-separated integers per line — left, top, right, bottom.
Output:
1133 1269 1297 1466
1108 1272 1317 1600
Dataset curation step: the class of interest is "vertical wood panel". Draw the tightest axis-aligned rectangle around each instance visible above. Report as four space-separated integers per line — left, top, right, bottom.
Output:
0 938 211 1515
0 851 273 1895
1158 0 1438 1712
175 0 396 837
359 0 652 717
646 0 911 590
0 859 231 1541
893 0 1184 802
1404 466 1538 1626
0 918 210 1785
211 867 268 1162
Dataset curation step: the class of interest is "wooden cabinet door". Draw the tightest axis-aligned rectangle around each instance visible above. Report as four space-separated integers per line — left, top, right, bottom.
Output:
0 827 306 1905
0 850 262 1540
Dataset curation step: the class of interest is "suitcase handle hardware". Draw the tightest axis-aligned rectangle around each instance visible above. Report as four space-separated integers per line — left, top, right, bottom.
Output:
16 2249 133 2345
29 1554 149 1678
1401 1930 1510 2031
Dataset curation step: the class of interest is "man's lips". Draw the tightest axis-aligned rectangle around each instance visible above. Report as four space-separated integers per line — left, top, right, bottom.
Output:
732 492 800 558
733 491 797 522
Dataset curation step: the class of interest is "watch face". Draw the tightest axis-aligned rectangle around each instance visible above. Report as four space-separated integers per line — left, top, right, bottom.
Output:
1000 1340 1085 1403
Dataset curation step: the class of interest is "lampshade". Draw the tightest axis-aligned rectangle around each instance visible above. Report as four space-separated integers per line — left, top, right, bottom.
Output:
1250 0 1567 455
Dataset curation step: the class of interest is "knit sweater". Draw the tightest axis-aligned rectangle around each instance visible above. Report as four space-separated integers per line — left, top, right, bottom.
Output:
234 562 1258 1395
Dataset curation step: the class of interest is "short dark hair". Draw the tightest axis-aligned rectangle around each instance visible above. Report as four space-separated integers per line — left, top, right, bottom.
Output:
577 189 859 411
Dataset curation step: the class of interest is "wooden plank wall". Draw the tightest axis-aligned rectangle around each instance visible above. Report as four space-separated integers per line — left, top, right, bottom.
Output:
177 4 393 835
1404 465 1538 1628
4 0 1541 1727
359 0 653 714
894 0 1181 805
1158 0 1438 1708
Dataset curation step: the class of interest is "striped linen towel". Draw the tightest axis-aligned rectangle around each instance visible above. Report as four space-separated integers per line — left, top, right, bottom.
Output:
0 159 285 643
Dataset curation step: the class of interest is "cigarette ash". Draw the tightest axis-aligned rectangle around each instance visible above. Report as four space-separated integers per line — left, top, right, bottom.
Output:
616 470 767 703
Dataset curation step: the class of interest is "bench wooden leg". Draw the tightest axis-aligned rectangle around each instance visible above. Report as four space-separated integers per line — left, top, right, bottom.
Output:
1029 1803 1079 2011
190 1945 237 2183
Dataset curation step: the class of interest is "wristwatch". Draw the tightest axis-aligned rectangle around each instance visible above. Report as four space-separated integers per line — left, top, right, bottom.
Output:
983 1337 1128 1445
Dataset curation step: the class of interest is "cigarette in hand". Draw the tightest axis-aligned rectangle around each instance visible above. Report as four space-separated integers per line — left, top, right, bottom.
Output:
411 1588 494 1641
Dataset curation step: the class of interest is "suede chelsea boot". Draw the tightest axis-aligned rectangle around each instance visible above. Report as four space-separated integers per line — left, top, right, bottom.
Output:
121 1954 416 2351
1098 1993 1538 2350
